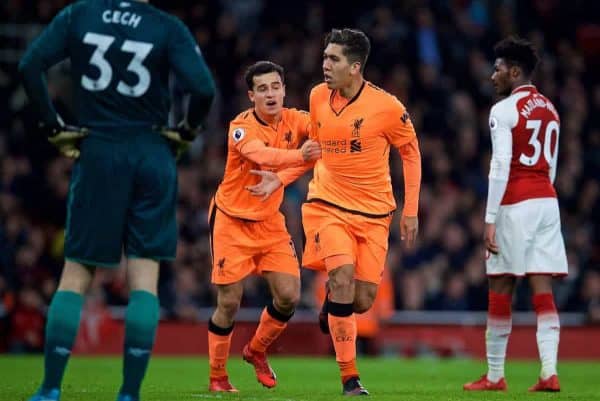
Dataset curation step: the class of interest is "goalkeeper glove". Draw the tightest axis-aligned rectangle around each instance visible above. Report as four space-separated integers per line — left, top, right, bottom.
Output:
158 120 199 160
42 121 89 159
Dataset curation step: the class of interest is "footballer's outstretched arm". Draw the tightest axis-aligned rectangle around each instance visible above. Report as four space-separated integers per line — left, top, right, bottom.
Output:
276 160 316 187
18 6 72 125
168 19 215 130
245 161 315 201
239 139 320 168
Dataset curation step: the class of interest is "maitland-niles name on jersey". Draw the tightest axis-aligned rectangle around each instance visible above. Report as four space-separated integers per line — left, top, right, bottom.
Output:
520 94 559 120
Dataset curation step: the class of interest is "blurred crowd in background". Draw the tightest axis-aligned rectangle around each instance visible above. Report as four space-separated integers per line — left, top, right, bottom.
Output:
0 0 599 352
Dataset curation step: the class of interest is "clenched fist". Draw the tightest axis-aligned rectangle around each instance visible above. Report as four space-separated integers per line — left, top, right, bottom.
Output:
300 139 322 161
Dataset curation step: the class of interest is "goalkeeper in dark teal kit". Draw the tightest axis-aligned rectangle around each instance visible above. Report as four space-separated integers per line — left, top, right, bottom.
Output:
19 1 215 400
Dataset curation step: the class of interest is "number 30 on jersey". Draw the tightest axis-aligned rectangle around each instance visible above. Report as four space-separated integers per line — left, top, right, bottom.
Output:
81 32 153 97
519 119 559 167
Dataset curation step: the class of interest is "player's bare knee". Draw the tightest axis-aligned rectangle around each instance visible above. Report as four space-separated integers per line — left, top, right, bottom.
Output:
328 274 355 301
127 258 159 294
58 260 94 294
217 294 241 319
529 274 553 294
353 296 374 314
273 288 300 312
488 275 516 295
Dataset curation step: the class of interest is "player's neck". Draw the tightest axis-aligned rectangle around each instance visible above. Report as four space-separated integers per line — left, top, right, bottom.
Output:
254 108 282 127
338 77 364 99
511 79 533 92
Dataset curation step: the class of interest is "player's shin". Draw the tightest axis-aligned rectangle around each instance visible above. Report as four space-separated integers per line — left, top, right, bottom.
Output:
533 293 560 379
41 291 84 392
208 319 234 379
249 303 293 352
486 291 512 382
119 291 159 399
328 301 359 382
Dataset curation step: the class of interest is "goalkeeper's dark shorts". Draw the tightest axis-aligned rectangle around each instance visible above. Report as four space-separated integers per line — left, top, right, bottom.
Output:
64 131 177 267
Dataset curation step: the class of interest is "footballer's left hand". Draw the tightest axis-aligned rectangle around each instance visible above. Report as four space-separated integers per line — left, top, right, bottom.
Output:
43 122 89 159
400 215 418 248
159 120 200 160
484 223 499 255
245 169 282 201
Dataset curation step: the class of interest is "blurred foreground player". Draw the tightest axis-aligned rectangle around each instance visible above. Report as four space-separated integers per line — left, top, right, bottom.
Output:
19 1 215 400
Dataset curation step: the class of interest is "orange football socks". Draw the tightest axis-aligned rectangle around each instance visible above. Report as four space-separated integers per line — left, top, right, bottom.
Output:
328 301 359 381
249 303 293 353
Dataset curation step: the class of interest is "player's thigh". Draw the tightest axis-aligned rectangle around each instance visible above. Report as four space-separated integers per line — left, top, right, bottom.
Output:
209 208 258 285
257 216 299 278
125 139 177 262
301 202 356 270
529 198 568 276
65 137 131 267
486 203 533 277
127 257 159 295
354 215 391 285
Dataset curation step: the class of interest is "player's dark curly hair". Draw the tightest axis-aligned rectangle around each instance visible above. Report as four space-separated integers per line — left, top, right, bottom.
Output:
494 36 539 76
325 28 371 72
245 61 284 90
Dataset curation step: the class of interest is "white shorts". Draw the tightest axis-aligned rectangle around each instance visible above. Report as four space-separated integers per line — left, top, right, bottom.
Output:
486 198 568 276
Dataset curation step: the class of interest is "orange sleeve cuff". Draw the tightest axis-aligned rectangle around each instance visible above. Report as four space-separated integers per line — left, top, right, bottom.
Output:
276 160 315 186
239 139 304 168
399 137 421 217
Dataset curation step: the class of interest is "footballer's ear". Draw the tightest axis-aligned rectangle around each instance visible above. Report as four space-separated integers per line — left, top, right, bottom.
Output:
248 89 255 103
509 65 521 79
350 61 362 75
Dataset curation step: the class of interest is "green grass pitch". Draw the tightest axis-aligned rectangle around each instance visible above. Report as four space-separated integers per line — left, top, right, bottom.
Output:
1 356 598 401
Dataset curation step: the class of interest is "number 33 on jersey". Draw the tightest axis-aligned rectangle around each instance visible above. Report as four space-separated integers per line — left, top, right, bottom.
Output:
490 85 560 205
20 0 212 130
81 32 153 97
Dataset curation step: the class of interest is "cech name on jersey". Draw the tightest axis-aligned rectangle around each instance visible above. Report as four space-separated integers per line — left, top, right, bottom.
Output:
102 9 142 28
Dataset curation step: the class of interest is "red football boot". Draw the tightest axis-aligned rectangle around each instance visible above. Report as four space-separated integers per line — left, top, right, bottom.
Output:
242 344 277 388
463 375 507 391
529 375 560 392
209 376 238 392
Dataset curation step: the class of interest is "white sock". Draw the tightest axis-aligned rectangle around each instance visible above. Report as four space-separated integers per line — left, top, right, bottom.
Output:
537 312 560 379
486 317 511 382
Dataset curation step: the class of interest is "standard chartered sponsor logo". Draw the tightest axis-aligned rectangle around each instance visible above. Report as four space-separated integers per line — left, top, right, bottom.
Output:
322 139 347 154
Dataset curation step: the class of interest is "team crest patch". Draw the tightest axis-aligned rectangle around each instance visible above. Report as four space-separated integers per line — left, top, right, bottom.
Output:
232 128 245 142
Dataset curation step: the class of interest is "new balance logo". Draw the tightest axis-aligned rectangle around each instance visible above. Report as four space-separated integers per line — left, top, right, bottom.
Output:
128 347 151 357
350 139 362 153
53 346 71 356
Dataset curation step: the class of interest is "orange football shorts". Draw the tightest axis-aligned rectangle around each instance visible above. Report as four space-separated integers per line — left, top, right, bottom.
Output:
301 201 391 284
209 201 299 285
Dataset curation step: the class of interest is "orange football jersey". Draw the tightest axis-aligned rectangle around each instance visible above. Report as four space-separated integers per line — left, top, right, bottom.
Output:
215 107 310 220
307 81 420 216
